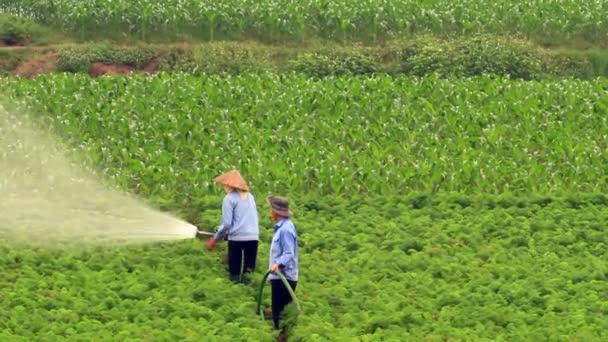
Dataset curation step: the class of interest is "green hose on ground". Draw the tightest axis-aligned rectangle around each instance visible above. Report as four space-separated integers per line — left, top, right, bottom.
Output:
256 270 301 320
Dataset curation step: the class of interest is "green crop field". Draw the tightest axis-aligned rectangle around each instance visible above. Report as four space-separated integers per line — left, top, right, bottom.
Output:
2 0 608 340
2 193 608 340
2 73 608 340
2 0 608 42
3 74 608 199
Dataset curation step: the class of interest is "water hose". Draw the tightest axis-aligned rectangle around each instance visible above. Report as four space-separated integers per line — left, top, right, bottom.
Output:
256 270 301 320
195 229 215 239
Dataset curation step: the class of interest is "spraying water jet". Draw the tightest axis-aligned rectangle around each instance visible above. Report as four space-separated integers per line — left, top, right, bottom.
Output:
0 101 208 247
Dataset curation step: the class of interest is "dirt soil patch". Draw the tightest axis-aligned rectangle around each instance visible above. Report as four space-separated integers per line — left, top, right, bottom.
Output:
88 63 135 77
13 51 57 78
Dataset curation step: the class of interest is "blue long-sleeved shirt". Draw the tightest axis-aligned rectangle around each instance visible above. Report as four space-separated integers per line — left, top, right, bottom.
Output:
268 218 298 281
214 191 259 241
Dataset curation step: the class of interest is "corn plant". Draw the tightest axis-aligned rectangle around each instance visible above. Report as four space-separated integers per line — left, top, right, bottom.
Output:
2 0 608 42
3 73 608 197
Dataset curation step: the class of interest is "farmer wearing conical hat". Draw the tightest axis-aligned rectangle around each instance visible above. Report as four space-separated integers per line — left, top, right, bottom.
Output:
207 169 260 284
267 195 299 331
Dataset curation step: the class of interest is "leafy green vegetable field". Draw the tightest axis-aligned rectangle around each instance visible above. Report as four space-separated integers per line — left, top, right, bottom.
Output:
2 0 608 43
2 72 608 340
2 194 607 340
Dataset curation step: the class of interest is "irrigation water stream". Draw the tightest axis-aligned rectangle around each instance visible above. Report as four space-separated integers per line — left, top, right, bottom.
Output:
0 101 197 247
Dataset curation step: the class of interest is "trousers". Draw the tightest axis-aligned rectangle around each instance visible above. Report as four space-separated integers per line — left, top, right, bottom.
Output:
271 279 297 329
227 240 258 280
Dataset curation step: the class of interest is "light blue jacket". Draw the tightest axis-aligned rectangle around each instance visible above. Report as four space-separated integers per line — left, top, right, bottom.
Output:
214 191 259 241
268 218 299 281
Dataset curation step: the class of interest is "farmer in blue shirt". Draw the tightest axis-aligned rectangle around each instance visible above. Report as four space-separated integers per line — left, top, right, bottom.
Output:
267 195 299 330
206 169 260 284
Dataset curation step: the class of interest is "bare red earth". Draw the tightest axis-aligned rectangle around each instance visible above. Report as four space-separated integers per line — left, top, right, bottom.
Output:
88 63 135 77
12 52 57 79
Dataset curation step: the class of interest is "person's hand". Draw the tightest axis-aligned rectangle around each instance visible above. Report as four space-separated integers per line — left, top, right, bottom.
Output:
206 238 217 250
270 263 280 274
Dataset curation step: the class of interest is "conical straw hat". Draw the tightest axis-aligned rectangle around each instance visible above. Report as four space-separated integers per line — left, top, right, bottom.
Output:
214 169 249 191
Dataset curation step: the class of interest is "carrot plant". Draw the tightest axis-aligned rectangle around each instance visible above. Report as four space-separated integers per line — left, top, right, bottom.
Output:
1 194 607 340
